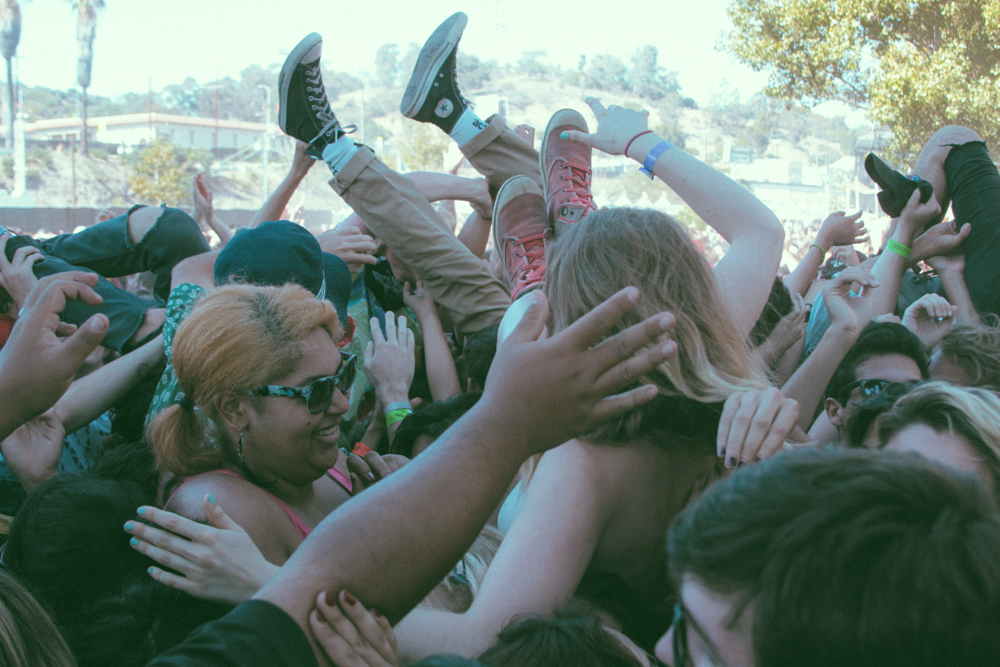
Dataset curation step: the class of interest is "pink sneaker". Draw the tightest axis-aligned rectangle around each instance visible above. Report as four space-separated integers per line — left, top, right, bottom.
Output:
540 109 596 235
492 176 550 301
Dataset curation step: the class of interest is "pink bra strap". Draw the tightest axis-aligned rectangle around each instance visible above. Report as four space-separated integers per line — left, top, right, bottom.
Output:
163 469 311 539
327 466 352 493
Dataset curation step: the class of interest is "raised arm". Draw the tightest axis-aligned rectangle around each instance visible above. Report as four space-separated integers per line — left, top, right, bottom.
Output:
784 211 867 297
867 190 942 318
566 97 784 338
927 254 980 326
781 267 878 430
252 289 676 650
403 280 461 401
54 333 165 433
249 141 316 229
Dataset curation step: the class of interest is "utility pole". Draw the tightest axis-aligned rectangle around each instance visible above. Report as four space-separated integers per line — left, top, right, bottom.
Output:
256 84 271 202
214 70 219 149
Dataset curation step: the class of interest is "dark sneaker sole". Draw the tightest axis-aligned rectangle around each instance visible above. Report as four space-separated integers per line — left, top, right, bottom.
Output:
539 108 588 202
492 175 544 291
278 33 323 134
400 12 468 118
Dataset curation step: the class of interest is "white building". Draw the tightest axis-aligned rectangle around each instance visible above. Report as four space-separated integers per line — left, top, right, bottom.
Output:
19 113 286 152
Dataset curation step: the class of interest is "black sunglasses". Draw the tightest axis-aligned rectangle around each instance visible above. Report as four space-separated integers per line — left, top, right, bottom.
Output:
249 353 356 414
842 378 920 401
671 602 690 666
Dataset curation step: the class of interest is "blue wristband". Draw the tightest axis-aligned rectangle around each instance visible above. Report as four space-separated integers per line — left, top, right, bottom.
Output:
639 141 673 179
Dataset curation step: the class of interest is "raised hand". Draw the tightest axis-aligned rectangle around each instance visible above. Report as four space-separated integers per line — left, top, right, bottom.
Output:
402 280 435 319
0 233 42 310
363 312 416 407
897 188 943 237
765 292 808 356
126 496 280 604
823 266 879 334
817 211 868 250
0 272 108 440
0 408 66 492
902 293 957 350
716 387 799 468
563 97 651 157
926 252 966 276
480 288 677 454
912 219 971 262
347 450 410 495
310 590 398 667
192 174 214 224
319 226 379 270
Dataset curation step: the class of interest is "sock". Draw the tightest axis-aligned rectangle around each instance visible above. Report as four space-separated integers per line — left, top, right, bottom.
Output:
322 135 359 176
448 107 486 147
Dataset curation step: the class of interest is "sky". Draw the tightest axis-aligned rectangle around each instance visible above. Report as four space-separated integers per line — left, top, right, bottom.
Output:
12 0 868 124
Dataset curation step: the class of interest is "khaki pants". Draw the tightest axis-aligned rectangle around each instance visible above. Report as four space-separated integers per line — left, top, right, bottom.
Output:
329 115 541 335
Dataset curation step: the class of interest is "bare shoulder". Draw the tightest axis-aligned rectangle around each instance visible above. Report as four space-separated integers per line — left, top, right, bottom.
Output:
166 472 300 562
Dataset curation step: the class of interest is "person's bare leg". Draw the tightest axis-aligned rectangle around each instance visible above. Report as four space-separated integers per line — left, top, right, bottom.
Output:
910 125 984 215
127 206 167 245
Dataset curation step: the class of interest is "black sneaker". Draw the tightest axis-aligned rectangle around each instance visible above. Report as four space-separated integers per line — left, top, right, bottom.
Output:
400 12 469 134
278 33 350 158
864 153 934 218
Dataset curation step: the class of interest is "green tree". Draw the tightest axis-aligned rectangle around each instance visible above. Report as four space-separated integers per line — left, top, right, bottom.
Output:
374 43 399 88
398 123 448 171
0 0 20 149
517 50 550 80
725 0 1000 160
69 0 104 155
587 54 631 94
127 138 193 206
628 45 680 101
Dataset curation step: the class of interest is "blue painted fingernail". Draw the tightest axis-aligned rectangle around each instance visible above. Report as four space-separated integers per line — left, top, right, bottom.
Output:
727 457 737 468
137 507 146 515
130 538 139 547
124 522 133 532
147 567 154 575
560 132 568 140
208 494 215 504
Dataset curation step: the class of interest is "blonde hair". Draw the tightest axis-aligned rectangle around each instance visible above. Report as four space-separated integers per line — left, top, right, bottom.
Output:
938 317 1000 389
545 207 768 443
419 525 502 612
149 283 341 477
878 381 1000 493
0 570 76 667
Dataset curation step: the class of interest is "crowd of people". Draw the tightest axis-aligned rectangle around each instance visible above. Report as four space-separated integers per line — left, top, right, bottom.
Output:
0 12 998 667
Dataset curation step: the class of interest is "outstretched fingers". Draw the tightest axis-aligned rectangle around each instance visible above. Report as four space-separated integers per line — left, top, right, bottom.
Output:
593 313 677 393
561 287 641 350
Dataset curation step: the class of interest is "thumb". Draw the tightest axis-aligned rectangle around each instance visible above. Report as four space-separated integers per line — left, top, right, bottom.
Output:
60 314 108 364
957 223 972 241
561 130 597 148
203 494 241 531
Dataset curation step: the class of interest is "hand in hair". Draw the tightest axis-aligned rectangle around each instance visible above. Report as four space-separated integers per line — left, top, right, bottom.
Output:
365 312 417 408
0 272 108 441
561 97 650 156
126 495 280 605
717 387 800 467
0 232 42 310
484 288 677 453
311 590 398 667
903 293 958 350
347 450 410 494
0 408 65 492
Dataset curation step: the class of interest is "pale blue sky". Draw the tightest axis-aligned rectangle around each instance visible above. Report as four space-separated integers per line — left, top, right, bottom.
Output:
16 0 769 104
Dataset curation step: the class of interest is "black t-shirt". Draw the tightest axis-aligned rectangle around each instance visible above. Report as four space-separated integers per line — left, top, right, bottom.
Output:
149 600 317 667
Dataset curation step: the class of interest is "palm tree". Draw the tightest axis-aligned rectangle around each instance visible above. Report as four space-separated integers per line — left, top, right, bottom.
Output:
70 0 103 155
0 1 20 149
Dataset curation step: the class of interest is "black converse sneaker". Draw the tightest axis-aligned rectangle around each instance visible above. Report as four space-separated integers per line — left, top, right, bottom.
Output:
400 12 470 134
278 33 351 158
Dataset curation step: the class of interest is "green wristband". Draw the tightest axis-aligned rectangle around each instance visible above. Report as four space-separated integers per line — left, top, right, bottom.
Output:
886 239 911 259
385 408 413 428
809 243 826 261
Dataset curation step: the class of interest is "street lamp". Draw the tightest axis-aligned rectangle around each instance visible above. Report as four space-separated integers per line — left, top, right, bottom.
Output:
256 84 271 202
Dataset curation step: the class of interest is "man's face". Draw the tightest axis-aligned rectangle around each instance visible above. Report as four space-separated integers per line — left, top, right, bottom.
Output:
827 354 924 437
655 574 755 667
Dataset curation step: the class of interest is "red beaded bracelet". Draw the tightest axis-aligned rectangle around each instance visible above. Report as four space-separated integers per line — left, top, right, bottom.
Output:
624 130 653 157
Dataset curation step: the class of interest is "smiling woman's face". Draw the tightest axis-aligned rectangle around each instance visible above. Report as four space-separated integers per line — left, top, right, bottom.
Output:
241 327 350 485
655 574 755 667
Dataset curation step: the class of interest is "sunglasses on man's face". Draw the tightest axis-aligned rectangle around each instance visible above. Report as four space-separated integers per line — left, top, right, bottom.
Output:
249 353 357 414
843 378 920 401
